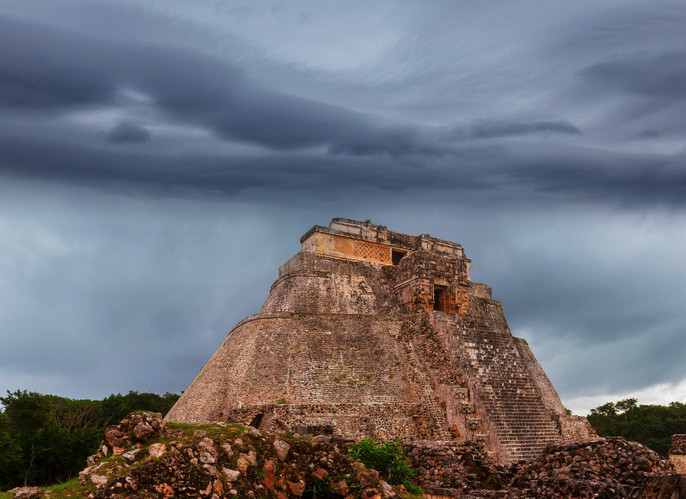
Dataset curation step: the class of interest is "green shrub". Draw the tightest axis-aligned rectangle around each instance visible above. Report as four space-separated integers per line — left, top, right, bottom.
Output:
349 438 419 491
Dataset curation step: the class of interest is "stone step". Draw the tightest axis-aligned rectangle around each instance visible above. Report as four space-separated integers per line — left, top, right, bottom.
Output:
460 402 476 414
474 433 487 442
468 418 481 430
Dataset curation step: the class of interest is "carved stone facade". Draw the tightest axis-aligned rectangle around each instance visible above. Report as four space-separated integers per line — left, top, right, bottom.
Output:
166 218 595 464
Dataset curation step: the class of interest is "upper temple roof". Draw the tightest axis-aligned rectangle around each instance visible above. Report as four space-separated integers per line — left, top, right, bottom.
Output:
300 218 467 263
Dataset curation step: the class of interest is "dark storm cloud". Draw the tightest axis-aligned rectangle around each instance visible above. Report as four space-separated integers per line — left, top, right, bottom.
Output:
2 120 685 209
105 121 151 144
0 14 445 157
0 13 585 160
581 52 686 99
465 120 582 140
500 146 686 206
0 128 459 196
637 129 661 139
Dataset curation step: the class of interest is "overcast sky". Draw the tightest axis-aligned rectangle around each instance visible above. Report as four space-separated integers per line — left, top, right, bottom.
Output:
1 1 686 414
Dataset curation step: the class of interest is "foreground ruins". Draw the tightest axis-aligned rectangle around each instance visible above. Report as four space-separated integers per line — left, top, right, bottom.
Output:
66 412 679 498
166 218 595 465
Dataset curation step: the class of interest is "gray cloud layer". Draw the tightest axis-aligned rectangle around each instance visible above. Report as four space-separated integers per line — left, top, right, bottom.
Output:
582 52 686 99
0 12 590 162
1 1 686 413
105 121 152 144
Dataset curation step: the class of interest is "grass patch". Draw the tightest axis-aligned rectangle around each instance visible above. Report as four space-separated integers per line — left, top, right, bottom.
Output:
44 477 95 497
165 422 247 440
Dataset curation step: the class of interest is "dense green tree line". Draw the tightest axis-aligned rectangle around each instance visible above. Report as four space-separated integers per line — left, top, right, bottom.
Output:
587 398 686 457
0 390 179 490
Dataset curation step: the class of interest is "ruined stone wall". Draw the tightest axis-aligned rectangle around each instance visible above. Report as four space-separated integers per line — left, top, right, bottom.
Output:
278 251 376 279
669 434 686 473
670 455 686 474
261 273 378 315
263 252 399 315
166 314 451 441
394 250 471 313
222 403 434 441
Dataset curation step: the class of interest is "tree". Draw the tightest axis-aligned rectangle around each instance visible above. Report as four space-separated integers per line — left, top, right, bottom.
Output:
588 399 686 457
590 402 617 417
616 398 638 413
0 412 23 490
0 389 179 491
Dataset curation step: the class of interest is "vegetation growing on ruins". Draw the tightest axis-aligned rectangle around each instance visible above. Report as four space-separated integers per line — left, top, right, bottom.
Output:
588 398 686 456
349 438 422 494
0 390 179 491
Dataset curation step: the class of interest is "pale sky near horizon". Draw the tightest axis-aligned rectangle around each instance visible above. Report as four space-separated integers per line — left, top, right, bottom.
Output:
2 1 686 414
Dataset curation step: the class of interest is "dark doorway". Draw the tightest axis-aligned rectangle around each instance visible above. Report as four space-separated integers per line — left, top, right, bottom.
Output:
391 249 406 265
249 413 264 428
434 285 450 312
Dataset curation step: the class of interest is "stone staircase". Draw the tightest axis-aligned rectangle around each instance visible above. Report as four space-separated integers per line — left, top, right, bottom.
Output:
432 313 562 463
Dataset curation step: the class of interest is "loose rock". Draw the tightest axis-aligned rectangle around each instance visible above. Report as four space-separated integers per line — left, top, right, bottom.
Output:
273 438 290 462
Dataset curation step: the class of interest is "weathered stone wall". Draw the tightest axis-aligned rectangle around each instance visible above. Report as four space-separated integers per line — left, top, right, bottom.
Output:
299 218 469 272
670 454 686 474
166 313 451 441
395 250 466 312
264 252 399 315
221 402 442 441
669 434 686 473
261 273 378 315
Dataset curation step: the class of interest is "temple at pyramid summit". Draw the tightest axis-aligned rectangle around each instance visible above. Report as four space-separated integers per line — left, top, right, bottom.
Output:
165 218 595 464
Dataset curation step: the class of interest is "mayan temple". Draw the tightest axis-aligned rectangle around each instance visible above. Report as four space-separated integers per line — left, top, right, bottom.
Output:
166 218 595 464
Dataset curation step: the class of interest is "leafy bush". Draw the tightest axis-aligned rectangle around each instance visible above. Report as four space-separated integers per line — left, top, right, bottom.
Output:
349 438 420 492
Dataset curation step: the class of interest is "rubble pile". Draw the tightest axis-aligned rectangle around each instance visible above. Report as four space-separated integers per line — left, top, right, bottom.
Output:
76 412 398 498
405 441 507 496
508 437 675 497
405 437 682 498
11 413 686 498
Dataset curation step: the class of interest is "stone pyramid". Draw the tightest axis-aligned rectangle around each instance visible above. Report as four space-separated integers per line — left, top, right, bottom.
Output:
166 218 595 464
